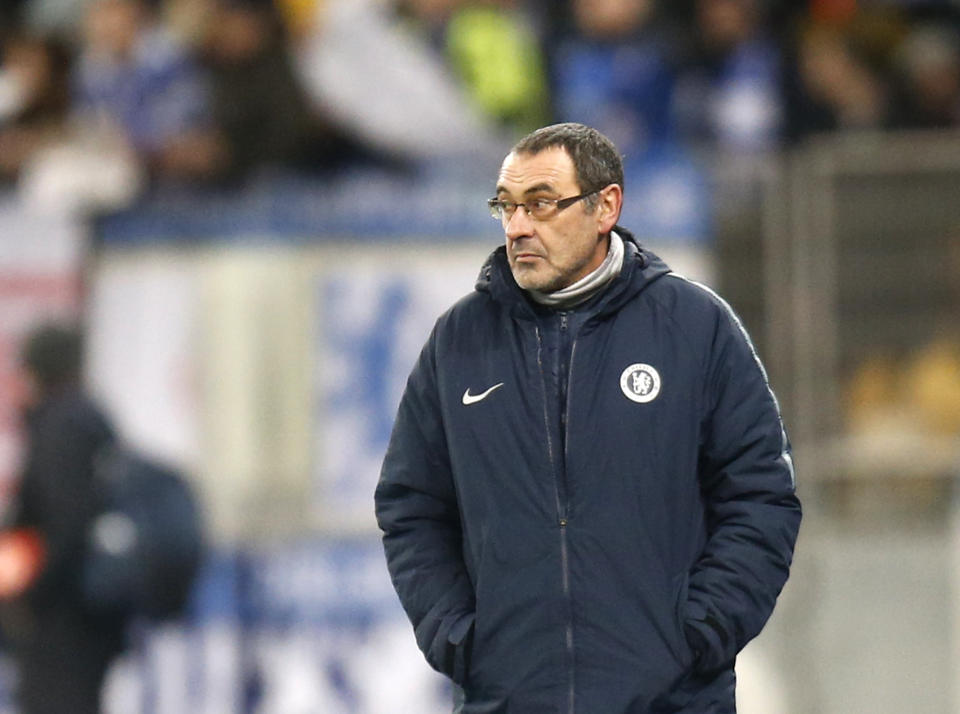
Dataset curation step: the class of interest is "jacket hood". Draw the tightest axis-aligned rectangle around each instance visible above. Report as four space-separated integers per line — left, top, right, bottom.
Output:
475 226 672 319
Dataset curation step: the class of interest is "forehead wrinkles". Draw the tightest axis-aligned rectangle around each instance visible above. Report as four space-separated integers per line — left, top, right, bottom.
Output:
497 149 577 195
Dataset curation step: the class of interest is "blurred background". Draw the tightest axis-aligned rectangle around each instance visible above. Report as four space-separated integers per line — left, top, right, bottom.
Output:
1 0 959 711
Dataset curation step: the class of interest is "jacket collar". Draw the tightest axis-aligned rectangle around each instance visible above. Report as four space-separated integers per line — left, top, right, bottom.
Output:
475 226 672 320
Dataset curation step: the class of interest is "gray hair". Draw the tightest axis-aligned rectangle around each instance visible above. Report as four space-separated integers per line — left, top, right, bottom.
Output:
511 123 625 202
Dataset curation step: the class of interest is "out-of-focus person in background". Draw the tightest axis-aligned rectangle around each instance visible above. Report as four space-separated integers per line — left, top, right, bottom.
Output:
0 323 127 714
0 32 72 184
672 0 783 152
376 122 801 712
550 0 678 162
891 22 960 130
786 22 890 138
10 0 208 213
292 0 514 167
437 0 550 136
172 0 376 185
70 0 210 180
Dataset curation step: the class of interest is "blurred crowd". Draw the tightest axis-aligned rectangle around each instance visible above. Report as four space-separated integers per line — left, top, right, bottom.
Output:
1 0 960 212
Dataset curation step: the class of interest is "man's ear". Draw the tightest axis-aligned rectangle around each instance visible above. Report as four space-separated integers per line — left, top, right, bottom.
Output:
596 184 623 235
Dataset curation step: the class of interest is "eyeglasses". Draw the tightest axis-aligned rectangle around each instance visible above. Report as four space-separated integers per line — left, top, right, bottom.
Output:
487 191 598 222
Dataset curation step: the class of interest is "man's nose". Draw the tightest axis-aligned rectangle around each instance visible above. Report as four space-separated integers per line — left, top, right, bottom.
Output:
505 205 535 241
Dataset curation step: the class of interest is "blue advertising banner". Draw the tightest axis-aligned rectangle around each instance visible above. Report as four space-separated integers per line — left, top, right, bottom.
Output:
311 248 489 532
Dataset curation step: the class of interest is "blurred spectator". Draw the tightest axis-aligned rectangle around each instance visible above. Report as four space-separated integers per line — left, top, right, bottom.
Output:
292 0 508 166
672 0 783 152
786 23 890 137
0 323 127 714
394 0 549 137
70 0 211 181
10 0 211 212
441 0 550 135
891 23 960 130
550 0 678 162
0 33 71 183
181 0 372 185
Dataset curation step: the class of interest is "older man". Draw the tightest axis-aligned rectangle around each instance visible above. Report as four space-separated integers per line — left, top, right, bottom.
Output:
375 122 800 713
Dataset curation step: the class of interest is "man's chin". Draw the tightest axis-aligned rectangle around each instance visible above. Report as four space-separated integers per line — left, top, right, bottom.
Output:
512 270 554 293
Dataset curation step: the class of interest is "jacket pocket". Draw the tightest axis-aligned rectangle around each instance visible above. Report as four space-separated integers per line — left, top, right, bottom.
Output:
671 571 696 670
417 602 475 684
444 611 476 685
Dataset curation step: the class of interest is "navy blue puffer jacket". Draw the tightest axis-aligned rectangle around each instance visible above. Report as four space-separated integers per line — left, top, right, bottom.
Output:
376 235 801 713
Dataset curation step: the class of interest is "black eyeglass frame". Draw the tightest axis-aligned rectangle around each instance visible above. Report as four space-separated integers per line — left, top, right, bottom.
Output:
487 190 600 221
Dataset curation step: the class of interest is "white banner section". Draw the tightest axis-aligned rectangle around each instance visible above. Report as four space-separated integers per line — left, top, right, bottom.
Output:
87 242 491 542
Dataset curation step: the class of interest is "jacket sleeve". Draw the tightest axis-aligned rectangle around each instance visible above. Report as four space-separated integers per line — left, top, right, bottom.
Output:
374 329 475 684
684 303 802 672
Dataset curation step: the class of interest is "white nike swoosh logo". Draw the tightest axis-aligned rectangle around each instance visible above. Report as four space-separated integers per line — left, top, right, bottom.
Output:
462 382 504 405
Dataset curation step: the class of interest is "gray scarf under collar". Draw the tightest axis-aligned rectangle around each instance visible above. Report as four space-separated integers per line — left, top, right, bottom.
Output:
528 230 625 309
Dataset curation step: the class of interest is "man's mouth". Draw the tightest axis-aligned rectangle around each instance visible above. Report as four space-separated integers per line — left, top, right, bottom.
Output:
512 252 542 262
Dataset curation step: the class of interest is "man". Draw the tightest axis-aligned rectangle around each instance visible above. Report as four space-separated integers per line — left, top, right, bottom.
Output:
0 323 127 714
375 123 801 712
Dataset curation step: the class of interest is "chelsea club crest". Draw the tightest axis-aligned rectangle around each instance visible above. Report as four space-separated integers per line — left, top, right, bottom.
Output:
620 363 661 403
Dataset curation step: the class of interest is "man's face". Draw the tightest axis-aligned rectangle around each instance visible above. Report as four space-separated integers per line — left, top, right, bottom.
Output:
496 147 620 293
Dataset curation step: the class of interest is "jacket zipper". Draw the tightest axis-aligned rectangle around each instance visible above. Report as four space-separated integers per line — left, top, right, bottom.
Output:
556 312 571 516
555 313 577 714
534 322 575 713
561 330 578 714
534 325 563 520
